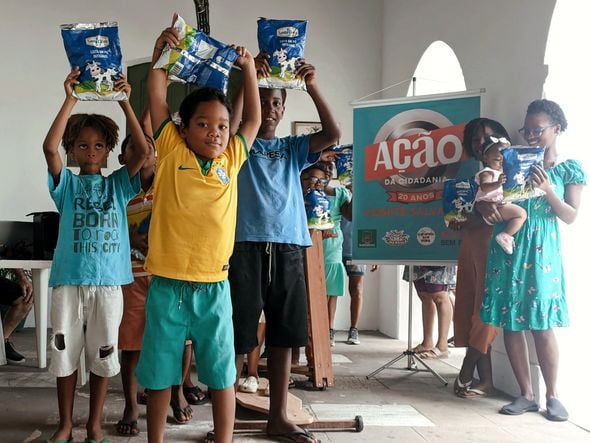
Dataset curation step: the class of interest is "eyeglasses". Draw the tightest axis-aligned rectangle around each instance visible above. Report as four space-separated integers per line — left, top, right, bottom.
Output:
518 125 555 138
304 177 329 185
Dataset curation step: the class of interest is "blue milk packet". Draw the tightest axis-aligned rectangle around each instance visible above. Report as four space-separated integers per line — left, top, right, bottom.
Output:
257 18 308 90
442 178 477 226
333 144 353 186
153 15 238 94
501 146 545 202
304 189 334 230
61 22 126 101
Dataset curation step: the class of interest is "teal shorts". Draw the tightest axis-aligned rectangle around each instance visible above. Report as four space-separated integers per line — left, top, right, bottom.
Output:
324 262 346 297
136 276 236 390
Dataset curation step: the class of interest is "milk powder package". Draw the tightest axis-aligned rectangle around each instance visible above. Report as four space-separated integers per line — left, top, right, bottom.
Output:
501 146 545 202
257 18 307 90
442 178 477 226
333 144 353 186
304 189 334 230
153 15 238 94
61 22 126 101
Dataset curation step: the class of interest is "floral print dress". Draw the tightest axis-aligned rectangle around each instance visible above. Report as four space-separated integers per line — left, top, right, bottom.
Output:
481 159 586 331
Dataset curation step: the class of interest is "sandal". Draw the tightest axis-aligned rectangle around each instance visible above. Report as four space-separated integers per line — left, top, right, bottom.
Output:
116 419 140 436
453 377 472 397
183 385 210 405
418 347 449 359
137 388 148 405
171 404 193 424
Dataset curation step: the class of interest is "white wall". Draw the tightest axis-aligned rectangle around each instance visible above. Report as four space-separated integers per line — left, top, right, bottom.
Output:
0 0 383 221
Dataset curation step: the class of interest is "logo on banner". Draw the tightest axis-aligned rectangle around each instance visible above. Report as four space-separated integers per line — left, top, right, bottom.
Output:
364 109 468 204
357 229 377 248
382 229 410 247
416 227 436 246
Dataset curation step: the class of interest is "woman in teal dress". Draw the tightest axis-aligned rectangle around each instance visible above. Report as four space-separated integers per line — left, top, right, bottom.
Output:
481 100 586 421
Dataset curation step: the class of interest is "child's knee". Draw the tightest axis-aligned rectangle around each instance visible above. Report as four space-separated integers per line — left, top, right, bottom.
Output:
99 344 115 359
54 333 66 351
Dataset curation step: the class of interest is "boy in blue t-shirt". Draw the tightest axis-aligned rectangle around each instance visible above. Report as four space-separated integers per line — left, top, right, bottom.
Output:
229 53 340 442
43 68 148 443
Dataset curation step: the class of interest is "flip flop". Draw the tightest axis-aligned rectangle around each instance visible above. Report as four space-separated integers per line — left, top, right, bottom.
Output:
183 385 210 405
411 344 432 354
268 428 320 442
453 377 472 397
83 439 109 443
116 419 140 436
459 387 494 399
171 404 193 424
288 377 296 389
137 388 148 405
418 347 449 359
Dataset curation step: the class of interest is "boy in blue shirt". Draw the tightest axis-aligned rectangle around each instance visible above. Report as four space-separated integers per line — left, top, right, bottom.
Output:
43 68 148 443
229 53 340 443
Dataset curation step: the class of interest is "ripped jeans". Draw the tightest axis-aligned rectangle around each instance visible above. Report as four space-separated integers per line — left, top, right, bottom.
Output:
48 285 123 378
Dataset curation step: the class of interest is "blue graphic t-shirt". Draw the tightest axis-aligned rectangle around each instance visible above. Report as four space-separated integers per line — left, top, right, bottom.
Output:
48 167 140 287
235 135 318 246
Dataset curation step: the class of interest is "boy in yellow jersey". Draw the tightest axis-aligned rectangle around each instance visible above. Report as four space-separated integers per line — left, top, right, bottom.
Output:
135 24 261 443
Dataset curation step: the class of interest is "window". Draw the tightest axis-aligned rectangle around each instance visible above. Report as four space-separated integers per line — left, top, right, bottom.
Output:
407 41 466 96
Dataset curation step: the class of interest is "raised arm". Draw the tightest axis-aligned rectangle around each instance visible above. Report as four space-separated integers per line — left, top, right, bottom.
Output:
296 60 340 153
116 75 149 177
148 25 181 133
231 47 261 147
43 68 80 181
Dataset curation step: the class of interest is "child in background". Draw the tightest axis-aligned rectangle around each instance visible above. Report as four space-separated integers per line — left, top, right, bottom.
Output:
115 132 155 436
301 162 351 346
475 135 527 255
43 68 148 443
134 24 260 443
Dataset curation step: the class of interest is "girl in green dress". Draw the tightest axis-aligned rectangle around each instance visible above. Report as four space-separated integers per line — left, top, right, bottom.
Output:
481 99 586 421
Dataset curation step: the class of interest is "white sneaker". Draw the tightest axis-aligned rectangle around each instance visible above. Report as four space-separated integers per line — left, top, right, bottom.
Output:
239 376 258 393
496 232 514 255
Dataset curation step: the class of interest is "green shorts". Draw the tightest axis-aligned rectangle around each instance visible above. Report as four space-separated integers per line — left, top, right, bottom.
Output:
136 276 236 390
325 262 346 297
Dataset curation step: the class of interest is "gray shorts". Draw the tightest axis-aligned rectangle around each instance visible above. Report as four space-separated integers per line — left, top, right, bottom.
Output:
343 257 366 276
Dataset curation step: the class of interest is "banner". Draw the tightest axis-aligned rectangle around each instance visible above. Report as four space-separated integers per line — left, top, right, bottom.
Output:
352 91 482 263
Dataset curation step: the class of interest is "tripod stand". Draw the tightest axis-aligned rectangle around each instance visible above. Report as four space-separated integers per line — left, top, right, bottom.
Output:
366 265 448 386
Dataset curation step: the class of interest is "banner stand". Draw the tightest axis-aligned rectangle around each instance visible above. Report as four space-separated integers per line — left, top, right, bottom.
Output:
366 265 448 386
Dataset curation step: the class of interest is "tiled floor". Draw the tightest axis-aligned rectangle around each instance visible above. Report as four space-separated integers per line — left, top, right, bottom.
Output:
1 329 589 443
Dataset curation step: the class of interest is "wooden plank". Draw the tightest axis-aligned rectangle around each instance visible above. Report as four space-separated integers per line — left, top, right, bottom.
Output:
303 230 334 388
235 377 314 425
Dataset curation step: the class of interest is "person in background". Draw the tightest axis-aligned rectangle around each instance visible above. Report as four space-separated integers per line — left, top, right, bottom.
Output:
0 269 33 364
403 266 455 359
452 118 509 399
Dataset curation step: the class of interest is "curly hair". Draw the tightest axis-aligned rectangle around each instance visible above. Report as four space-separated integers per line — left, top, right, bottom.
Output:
62 114 119 153
463 118 510 158
526 99 568 132
179 87 232 128
302 162 331 178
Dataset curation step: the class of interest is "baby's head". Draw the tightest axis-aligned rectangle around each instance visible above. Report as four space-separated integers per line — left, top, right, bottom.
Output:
481 135 510 171
178 87 232 160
